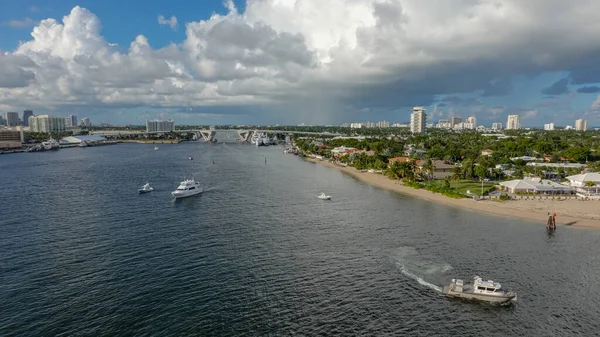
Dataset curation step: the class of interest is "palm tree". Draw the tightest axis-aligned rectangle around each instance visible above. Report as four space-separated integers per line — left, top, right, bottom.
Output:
420 159 433 181
584 180 596 196
451 166 463 182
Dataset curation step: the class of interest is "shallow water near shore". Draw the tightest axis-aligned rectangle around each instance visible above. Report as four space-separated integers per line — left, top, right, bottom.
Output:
1 142 600 336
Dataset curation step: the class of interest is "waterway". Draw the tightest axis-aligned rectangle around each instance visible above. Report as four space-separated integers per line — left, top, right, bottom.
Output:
1 142 599 336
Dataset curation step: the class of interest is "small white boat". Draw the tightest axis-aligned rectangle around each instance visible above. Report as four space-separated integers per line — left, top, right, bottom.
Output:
138 183 154 194
442 276 517 304
317 192 331 200
188 156 193 160
154 146 159 151
171 179 202 199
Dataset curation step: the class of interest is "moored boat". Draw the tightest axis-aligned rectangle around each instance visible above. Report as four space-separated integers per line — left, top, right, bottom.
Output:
442 276 517 304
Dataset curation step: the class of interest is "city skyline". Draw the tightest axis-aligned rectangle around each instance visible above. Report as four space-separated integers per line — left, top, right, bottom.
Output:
2 1 600 125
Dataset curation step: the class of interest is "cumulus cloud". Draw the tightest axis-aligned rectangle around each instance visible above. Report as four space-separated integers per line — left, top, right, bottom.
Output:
1 1 600 122
158 15 178 30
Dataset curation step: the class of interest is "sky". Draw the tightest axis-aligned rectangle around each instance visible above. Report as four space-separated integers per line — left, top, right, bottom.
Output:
1 0 600 127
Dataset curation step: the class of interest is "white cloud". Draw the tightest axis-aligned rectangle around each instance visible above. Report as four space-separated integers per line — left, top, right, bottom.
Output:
158 15 178 30
1 1 600 121
1 17 38 28
591 95 600 111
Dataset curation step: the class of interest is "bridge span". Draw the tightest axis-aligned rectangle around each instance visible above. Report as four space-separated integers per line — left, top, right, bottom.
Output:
90 129 340 142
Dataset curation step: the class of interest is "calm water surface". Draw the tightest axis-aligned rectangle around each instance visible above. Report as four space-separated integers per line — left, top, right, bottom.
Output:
1 142 600 336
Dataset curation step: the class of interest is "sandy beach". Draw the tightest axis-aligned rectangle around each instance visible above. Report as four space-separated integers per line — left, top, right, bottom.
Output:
305 157 600 229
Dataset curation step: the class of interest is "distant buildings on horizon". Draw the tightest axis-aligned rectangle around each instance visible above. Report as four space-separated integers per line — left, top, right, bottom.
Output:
0 110 94 134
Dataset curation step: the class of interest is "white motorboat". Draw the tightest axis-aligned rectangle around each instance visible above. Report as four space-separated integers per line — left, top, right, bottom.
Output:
317 192 331 200
442 276 517 304
42 138 60 150
171 179 203 199
154 146 159 151
138 183 154 194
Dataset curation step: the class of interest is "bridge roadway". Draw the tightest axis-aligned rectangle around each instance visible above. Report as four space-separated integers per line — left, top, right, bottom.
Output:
90 129 341 142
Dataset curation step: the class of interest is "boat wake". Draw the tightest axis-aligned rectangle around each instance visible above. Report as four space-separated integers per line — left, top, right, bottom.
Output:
392 246 452 293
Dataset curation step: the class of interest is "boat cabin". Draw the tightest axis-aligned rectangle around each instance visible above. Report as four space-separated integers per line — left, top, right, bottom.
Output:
472 276 505 295
177 180 199 191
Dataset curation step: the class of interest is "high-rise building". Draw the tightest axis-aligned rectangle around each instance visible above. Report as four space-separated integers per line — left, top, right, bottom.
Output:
4 112 19 127
465 116 477 129
22 110 33 127
506 115 520 130
65 115 78 128
491 122 503 130
410 106 427 134
575 119 588 131
146 119 175 132
451 117 462 129
376 120 390 128
0 116 4 126
29 115 66 133
80 117 91 127
544 123 555 131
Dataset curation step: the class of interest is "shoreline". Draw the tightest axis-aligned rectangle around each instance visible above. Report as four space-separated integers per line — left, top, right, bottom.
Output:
304 157 600 229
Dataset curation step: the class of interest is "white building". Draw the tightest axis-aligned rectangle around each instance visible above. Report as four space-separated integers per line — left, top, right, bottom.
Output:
544 123 555 131
350 123 363 129
491 122 503 130
376 120 390 128
146 119 175 132
28 115 66 133
575 119 588 131
465 116 477 129
80 117 91 127
506 115 520 130
499 178 575 195
65 115 78 128
566 172 600 196
410 106 427 134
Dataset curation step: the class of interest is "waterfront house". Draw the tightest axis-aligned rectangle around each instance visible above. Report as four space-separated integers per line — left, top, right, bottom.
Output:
388 157 414 167
331 146 355 158
565 172 600 196
415 160 455 179
499 177 575 195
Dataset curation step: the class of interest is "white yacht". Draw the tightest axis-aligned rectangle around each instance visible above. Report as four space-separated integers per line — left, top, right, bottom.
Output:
171 179 203 199
42 138 60 150
317 192 331 200
442 276 517 304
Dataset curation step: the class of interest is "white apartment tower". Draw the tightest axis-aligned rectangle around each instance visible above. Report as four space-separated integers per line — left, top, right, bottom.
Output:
506 115 521 130
146 119 175 132
410 106 427 134
544 123 555 131
575 119 588 131
28 115 66 133
465 116 477 129
491 123 503 130
65 115 78 128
